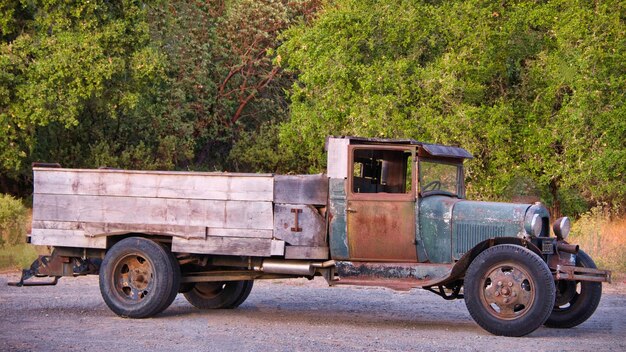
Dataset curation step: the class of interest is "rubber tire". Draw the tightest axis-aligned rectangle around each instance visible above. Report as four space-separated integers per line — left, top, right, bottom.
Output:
545 250 602 328
464 244 556 337
184 280 254 309
99 237 180 318
157 247 181 313
228 280 254 308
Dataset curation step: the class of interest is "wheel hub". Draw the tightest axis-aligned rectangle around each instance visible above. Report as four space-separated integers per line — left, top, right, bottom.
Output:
482 265 534 319
114 255 154 301
493 280 519 302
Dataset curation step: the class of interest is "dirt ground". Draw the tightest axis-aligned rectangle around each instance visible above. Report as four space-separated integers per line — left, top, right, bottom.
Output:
0 271 624 352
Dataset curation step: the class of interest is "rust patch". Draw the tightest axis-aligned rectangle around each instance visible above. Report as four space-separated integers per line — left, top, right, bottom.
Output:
291 208 303 232
347 200 417 261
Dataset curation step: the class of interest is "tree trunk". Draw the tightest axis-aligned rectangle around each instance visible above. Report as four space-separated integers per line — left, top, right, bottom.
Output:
549 179 561 219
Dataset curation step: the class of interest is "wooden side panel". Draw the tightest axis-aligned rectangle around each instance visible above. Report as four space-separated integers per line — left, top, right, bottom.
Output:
207 228 272 238
172 237 284 257
33 194 273 230
31 168 276 252
34 168 273 201
273 204 326 246
31 220 207 239
274 174 328 205
285 246 329 259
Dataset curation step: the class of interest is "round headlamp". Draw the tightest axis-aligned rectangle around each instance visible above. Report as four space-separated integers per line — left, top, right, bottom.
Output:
530 214 542 237
553 216 571 240
524 203 549 237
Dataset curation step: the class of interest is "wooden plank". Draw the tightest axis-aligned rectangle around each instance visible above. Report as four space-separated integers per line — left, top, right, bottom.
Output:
285 246 329 260
34 168 274 201
172 236 279 256
271 240 285 256
207 228 272 239
274 174 328 205
30 229 106 248
33 194 273 230
32 220 81 230
32 220 206 239
32 219 271 249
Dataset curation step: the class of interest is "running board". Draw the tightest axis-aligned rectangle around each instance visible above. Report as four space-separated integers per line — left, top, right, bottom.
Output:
332 261 453 291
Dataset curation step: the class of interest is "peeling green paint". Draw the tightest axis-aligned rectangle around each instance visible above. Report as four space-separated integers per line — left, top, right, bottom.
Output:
329 178 349 259
419 196 461 263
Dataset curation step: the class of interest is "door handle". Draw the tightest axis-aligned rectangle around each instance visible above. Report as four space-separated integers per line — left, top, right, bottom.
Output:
347 208 357 213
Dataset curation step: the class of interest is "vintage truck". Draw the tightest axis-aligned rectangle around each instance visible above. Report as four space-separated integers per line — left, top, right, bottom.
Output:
11 136 611 337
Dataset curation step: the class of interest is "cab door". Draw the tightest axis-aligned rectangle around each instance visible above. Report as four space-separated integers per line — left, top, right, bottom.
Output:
346 145 417 262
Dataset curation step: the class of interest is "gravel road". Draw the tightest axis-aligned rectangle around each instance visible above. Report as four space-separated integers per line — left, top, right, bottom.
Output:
1 271 624 352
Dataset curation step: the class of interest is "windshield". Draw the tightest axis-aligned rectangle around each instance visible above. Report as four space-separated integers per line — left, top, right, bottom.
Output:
419 160 460 196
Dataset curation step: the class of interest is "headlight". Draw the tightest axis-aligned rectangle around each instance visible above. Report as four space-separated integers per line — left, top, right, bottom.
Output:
524 203 549 237
553 217 571 240
530 214 542 237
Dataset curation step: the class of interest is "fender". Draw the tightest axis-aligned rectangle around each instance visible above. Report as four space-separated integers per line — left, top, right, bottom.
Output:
424 237 542 290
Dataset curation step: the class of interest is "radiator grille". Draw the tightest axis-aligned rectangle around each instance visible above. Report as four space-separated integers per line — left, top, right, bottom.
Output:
455 223 506 257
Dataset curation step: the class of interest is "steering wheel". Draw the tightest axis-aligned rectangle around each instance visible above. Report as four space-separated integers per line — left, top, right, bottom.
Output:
422 180 441 192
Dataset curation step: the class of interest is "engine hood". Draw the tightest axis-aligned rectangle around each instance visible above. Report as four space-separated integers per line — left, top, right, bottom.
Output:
419 196 550 262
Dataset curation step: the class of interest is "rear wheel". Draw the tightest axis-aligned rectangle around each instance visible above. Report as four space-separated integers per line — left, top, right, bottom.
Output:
545 250 602 328
464 244 555 337
184 280 254 309
99 237 180 318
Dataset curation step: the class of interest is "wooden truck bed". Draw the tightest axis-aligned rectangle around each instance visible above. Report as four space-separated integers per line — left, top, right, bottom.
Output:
31 167 329 259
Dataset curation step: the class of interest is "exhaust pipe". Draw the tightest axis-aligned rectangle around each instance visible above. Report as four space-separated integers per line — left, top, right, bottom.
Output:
557 242 579 254
257 259 315 276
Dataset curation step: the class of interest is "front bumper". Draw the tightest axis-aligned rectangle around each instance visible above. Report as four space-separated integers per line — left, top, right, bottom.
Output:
555 265 612 283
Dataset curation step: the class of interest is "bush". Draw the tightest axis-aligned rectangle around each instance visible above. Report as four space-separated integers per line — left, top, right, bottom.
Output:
0 194 28 248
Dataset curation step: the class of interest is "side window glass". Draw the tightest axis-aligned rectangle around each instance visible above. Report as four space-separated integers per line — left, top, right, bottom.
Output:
352 149 412 194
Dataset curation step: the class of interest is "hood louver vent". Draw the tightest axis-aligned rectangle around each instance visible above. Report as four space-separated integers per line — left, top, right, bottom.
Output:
454 223 506 259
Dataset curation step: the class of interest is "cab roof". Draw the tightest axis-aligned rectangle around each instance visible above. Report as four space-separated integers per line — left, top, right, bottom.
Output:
325 136 474 159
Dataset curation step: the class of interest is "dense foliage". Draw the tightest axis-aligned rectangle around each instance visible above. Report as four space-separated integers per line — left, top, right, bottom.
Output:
0 0 315 193
1 0 624 216
277 0 625 215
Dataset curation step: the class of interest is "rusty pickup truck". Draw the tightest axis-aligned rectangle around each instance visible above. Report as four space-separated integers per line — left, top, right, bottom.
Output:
12 136 611 337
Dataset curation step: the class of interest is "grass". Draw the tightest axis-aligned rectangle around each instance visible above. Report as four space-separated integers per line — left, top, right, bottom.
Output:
0 243 39 271
569 209 626 274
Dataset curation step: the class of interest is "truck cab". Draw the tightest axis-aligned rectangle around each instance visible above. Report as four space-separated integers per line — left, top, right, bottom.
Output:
327 136 471 265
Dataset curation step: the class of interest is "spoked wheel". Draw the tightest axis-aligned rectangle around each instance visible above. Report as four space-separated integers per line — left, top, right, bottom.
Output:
545 250 602 328
464 244 555 337
99 237 180 318
184 280 253 309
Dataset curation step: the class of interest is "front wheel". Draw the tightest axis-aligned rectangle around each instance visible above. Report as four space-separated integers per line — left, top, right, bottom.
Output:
545 250 602 328
99 237 181 318
184 280 254 309
464 244 556 337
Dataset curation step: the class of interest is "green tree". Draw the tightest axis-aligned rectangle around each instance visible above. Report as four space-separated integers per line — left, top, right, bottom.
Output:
277 0 625 215
0 0 172 194
0 0 319 195
150 0 320 171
